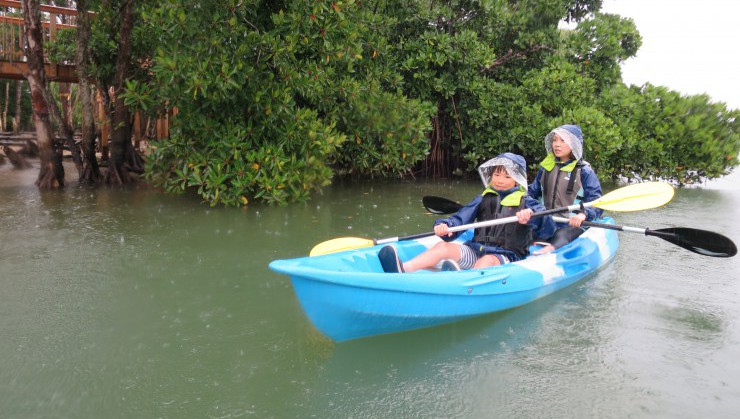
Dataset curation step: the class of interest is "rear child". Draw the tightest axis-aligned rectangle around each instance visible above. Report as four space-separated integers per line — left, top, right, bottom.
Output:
527 124 603 253
378 153 555 273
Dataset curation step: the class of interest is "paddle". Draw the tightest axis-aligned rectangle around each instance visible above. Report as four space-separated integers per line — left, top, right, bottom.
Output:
423 195 463 214
310 182 674 256
551 216 736 257
422 195 463 214
425 181 673 214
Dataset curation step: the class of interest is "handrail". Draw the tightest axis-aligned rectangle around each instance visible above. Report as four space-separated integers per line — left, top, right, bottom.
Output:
0 0 84 80
0 0 81 17
0 14 76 29
0 0 99 83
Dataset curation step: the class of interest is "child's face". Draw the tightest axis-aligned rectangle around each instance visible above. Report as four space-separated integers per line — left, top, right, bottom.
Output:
490 167 518 191
551 134 574 160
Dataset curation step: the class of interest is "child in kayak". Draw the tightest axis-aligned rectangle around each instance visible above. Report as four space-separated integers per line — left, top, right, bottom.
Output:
378 152 555 273
527 124 603 254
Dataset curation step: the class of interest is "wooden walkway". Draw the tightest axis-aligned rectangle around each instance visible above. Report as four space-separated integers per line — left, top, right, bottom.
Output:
0 0 79 82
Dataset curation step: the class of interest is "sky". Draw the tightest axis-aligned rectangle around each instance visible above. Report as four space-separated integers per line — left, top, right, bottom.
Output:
600 0 740 110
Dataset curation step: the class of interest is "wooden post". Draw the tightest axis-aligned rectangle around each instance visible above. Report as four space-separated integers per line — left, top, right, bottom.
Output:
47 12 57 79
164 109 169 138
133 110 141 151
156 111 165 139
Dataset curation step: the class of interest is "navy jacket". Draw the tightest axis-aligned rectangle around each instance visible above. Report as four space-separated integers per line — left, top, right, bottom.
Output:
434 188 556 245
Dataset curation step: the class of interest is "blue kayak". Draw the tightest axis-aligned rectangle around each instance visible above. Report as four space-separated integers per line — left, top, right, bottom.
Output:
269 217 619 342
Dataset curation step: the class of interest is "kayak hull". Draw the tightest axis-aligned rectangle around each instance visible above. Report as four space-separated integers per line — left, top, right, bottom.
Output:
269 218 619 342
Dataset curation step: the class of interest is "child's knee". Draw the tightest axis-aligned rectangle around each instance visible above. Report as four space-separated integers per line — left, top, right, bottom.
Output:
474 254 501 268
433 242 461 259
432 241 449 250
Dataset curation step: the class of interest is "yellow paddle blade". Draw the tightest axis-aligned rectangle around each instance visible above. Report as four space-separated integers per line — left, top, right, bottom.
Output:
595 181 674 211
309 237 375 256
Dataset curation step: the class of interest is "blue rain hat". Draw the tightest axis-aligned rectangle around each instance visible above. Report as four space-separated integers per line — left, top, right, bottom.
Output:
545 124 584 160
478 152 528 189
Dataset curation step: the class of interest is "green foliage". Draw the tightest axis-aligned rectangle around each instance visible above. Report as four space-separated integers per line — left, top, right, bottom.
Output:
462 79 545 164
396 28 496 102
459 61 598 172
563 12 642 88
45 28 77 64
145 111 340 206
521 61 597 117
137 0 338 205
117 0 738 205
378 0 612 178
564 0 604 23
552 106 623 177
269 0 432 178
599 84 740 184
86 1 153 88
329 87 434 176
438 40 738 187
136 0 431 205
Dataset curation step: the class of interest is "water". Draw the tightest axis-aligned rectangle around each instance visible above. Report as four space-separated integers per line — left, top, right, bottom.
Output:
1 163 739 418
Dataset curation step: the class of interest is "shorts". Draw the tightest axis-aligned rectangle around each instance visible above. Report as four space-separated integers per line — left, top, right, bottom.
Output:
457 243 511 269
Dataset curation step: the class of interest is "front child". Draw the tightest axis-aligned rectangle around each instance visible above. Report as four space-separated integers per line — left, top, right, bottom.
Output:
378 153 555 273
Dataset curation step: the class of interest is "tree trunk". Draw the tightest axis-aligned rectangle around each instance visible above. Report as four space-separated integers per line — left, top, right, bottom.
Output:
98 87 110 163
104 0 142 185
21 0 64 189
60 83 72 127
13 81 22 133
75 0 101 184
43 83 83 179
46 3 83 178
3 145 32 169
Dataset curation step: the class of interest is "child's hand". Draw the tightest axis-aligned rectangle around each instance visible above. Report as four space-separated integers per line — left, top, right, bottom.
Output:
434 223 452 237
569 213 587 227
516 208 533 224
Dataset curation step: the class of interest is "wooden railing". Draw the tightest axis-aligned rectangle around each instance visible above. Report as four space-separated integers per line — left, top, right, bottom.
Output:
0 0 79 81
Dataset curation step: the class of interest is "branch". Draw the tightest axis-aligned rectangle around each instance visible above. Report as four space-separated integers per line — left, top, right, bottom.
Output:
479 45 553 74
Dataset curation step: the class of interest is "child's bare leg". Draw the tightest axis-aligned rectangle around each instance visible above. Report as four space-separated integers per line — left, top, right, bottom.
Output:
403 242 462 272
473 254 502 269
533 244 555 255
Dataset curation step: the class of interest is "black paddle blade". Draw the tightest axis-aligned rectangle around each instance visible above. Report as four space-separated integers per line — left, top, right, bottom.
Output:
648 228 737 257
422 196 463 214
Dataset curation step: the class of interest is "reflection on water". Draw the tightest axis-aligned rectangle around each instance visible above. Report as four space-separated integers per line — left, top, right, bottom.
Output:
659 304 725 341
1 163 739 418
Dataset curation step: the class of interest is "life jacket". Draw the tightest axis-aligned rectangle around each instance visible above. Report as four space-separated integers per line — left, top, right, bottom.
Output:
471 188 532 257
539 153 584 217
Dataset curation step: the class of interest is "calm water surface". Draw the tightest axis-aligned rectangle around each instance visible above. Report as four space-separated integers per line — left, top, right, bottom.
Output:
1 163 739 418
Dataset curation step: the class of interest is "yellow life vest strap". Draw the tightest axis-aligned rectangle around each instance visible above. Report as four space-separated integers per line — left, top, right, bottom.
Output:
481 187 525 206
540 153 578 173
